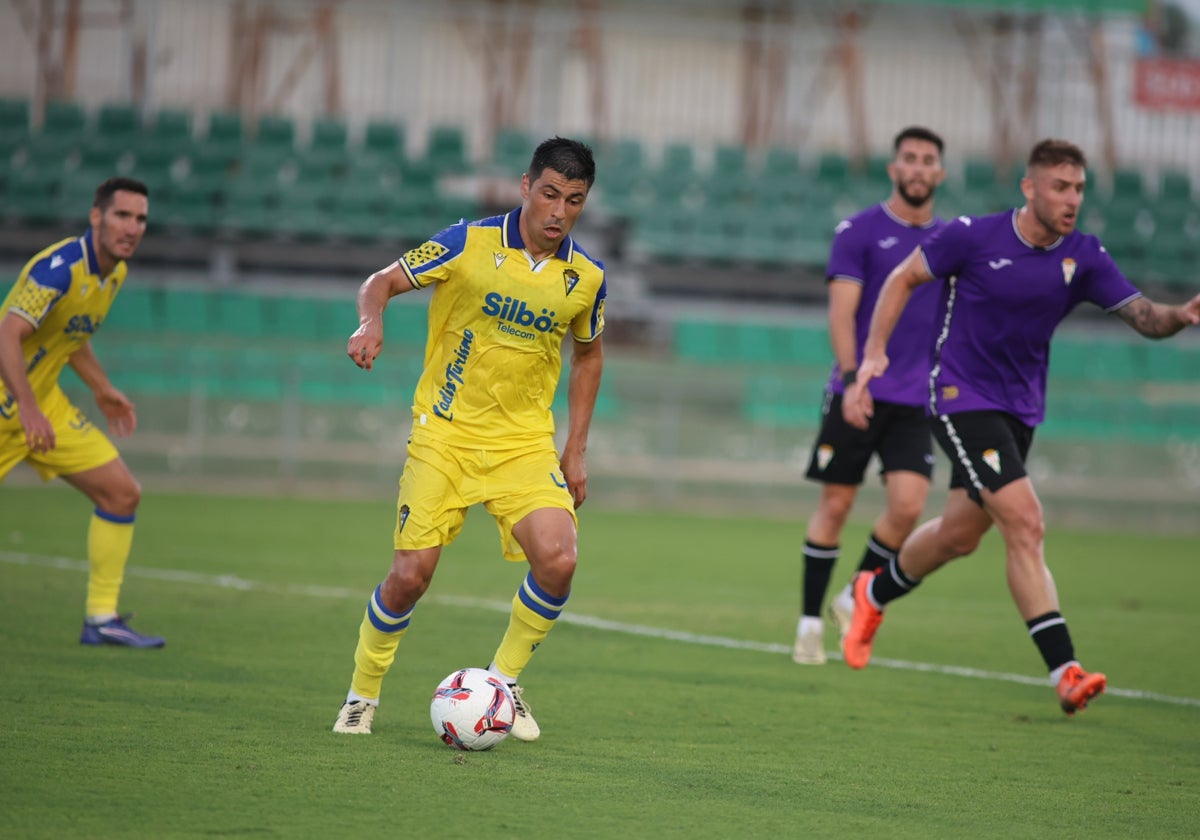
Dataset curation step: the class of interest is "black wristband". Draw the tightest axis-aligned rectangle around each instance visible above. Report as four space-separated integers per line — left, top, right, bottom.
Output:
841 369 858 387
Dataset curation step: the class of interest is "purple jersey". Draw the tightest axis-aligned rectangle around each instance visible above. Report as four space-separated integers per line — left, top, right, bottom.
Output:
920 209 1142 426
826 202 946 405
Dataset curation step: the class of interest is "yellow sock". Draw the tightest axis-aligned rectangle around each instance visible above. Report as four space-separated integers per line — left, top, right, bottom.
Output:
86 509 135 618
349 584 414 701
492 572 569 680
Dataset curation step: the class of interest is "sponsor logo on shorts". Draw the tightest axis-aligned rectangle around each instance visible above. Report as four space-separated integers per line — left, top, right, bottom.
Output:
982 448 1001 473
398 504 411 533
816 444 834 471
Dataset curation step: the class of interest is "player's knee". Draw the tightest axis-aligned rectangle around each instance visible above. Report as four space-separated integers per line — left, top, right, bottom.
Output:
530 543 577 594
99 475 141 517
939 523 983 559
814 491 855 531
383 558 432 605
1006 508 1045 551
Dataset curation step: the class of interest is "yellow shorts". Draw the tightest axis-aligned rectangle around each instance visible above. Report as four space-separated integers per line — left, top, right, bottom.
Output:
394 439 576 562
0 388 119 482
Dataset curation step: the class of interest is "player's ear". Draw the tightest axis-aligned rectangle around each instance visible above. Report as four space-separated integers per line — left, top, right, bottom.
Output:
519 173 531 200
89 205 102 228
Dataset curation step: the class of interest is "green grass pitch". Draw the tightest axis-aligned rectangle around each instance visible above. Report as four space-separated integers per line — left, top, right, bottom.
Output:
1 484 1198 838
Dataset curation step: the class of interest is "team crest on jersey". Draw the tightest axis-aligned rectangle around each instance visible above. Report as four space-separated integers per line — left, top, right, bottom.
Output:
493 251 507 269
403 241 449 269
982 448 1001 473
1061 258 1076 285
816 444 834 471
563 268 580 296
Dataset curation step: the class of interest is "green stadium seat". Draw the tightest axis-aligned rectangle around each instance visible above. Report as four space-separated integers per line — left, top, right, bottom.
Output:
651 142 697 199
253 114 295 150
0 168 61 223
43 99 87 134
195 111 245 173
814 152 850 189
0 97 31 156
491 127 534 176
423 124 470 174
1158 170 1192 207
962 157 998 189
162 287 212 335
1109 166 1146 201
212 290 266 337
140 108 193 153
1144 227 1198 285
361 119 406 166
325 189 387 241
302 117 349 171
55 173 102 223
273 186 332 239
102 286 161 333
263 296 322 340
32 100 86 161
154 179 218 233
89 102 141 158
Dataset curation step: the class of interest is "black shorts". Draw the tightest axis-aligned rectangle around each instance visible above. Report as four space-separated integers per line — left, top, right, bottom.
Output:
805 392 935 486
930 410 1034 505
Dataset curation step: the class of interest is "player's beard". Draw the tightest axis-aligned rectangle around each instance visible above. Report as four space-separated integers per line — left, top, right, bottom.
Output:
897 179 935 209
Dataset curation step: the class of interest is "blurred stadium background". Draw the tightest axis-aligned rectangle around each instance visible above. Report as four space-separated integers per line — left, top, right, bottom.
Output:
1 0 1197 530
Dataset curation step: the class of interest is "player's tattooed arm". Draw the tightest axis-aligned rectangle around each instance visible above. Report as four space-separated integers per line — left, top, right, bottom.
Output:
1115 294 1200 338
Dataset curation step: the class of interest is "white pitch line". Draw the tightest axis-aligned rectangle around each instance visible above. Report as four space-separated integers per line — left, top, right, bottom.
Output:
4 550 1198 709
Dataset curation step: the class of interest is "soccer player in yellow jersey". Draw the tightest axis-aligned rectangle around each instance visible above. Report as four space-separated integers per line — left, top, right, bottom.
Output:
0 176 163 648
333 137 605 738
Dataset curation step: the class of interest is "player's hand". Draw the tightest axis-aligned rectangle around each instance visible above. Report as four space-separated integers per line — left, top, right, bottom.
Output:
1180 292 1200 326
559 446 588 509
853 354 888 423
96 388 137 437
841 381 870 431
347 322 384 370
18 403 55 452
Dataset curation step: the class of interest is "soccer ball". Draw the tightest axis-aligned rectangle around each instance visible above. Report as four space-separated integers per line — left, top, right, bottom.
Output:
430 667 516 751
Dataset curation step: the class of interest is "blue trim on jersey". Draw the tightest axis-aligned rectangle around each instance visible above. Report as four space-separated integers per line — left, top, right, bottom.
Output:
28 238 84 294
502 208 575 262
587 277 607 337
81 229 99 277
94 508 136 524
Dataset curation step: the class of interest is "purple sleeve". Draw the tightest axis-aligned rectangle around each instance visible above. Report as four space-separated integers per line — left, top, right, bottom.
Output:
1083 241 1142 312
825 218 867 283
918 215 974 280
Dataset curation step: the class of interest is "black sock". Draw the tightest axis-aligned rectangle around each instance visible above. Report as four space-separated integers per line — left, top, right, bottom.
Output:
802 541 838 617
858 532 899 575
1026 611 1075 672
869 554 921 607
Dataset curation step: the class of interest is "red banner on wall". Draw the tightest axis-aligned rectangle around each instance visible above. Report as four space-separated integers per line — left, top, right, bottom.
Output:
1134 58 1200 111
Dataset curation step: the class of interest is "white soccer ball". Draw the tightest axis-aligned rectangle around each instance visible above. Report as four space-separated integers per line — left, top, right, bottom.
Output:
430 667 516 751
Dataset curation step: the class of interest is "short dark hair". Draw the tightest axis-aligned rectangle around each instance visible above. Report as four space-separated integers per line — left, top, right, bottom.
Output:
94 176 149 210
1027 139 1087 170
528 137 596 187
893 126 944 156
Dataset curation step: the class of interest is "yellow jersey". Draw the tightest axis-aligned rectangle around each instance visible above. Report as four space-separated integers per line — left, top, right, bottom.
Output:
396 208 606 448
0 230 128 423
